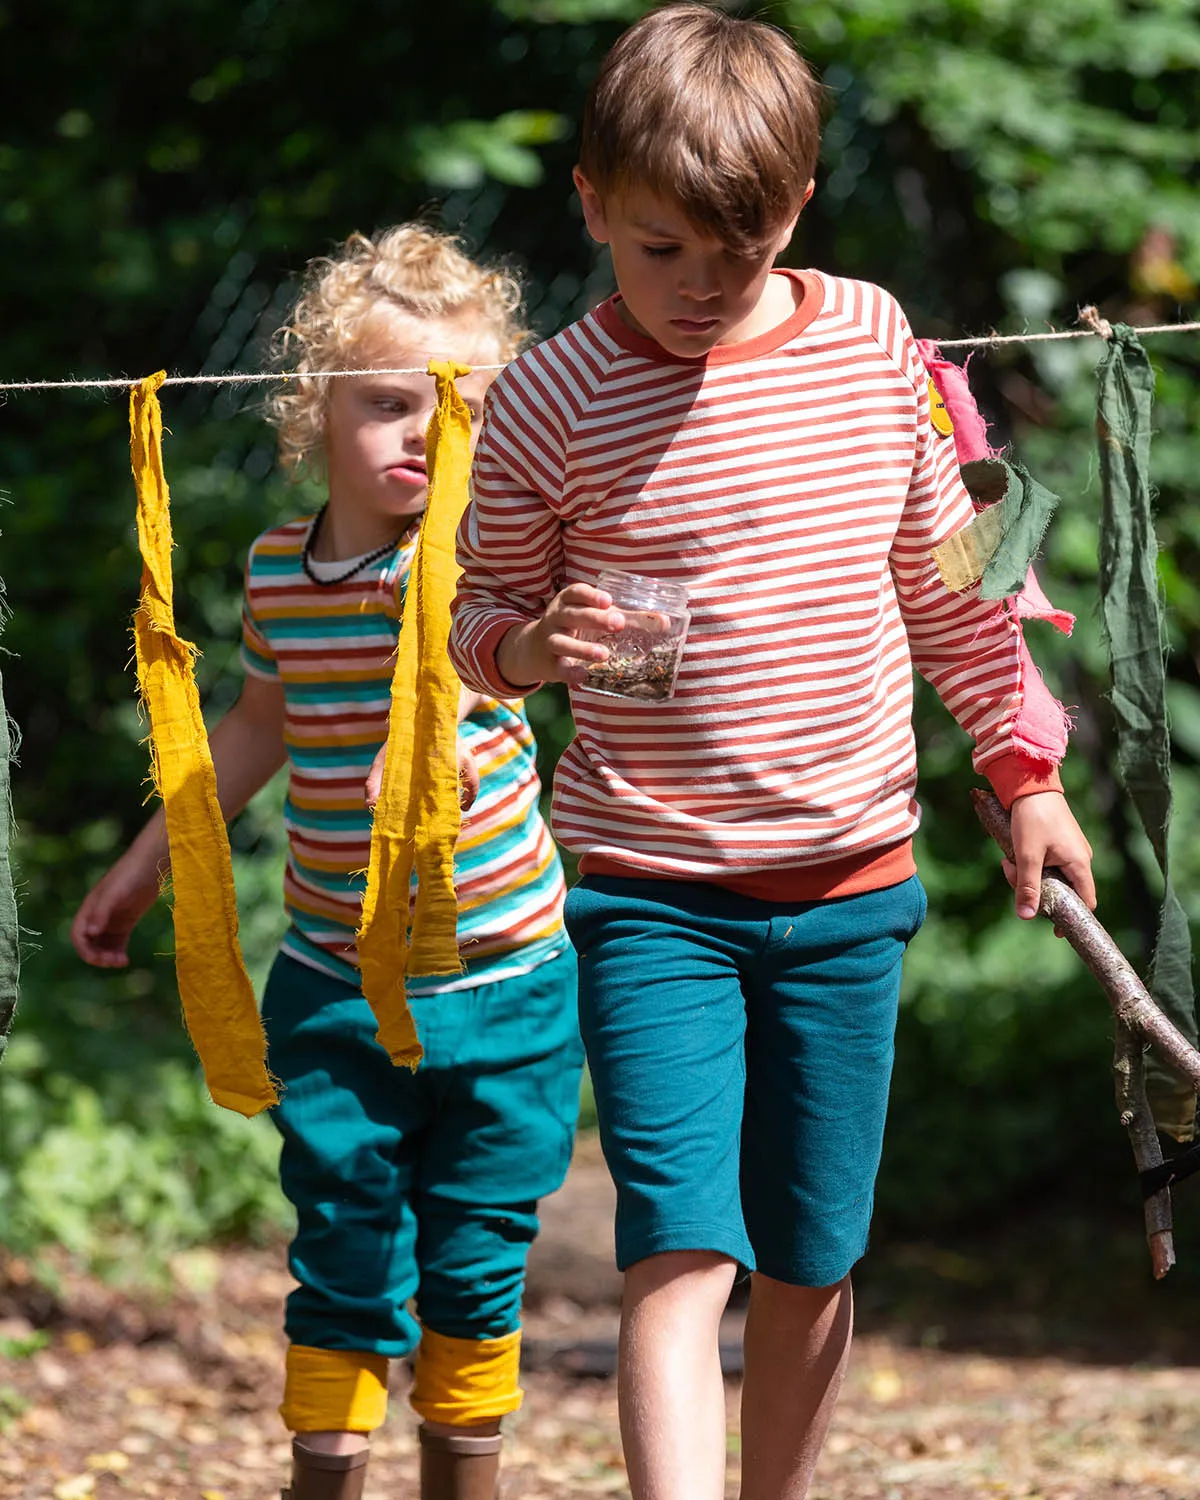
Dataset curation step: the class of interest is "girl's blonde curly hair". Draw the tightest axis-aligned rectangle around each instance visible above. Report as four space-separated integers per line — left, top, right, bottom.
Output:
267 224 527 476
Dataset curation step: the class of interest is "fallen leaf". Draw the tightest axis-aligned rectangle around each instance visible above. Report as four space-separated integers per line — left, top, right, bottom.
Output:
86 1451 130 1472
868 1368 903 1403
53 1477 96 1500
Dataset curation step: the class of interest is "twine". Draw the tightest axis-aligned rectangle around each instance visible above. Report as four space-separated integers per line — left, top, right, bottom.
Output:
3 314 1200 392
0 365 506 394
936 312 1199 349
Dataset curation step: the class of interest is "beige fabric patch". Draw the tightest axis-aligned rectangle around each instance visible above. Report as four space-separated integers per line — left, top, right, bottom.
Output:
930 504 1007 593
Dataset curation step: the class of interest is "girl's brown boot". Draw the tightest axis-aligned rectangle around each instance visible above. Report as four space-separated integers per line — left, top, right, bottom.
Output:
282 1437 369 1500
418 1427 502 1500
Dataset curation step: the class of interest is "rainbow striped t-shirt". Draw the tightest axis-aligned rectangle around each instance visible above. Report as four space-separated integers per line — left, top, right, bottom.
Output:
241 515 567 992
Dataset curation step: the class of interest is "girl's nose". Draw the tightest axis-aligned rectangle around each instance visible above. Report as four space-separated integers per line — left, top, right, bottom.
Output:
405 410 436 449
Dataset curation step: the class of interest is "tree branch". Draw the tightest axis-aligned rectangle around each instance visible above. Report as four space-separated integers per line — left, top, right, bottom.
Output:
972 789 1200 1275
1113 1021 1175 1279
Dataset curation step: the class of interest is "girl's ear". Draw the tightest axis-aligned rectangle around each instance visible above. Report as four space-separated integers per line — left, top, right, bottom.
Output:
573 167 612 246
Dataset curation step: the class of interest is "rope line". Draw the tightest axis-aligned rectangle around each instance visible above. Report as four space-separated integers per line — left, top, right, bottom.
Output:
3 319 1199 393
936 319 1200 349
0 365 506 394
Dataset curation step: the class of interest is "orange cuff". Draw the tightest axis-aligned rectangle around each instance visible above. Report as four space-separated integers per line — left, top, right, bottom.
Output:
983 751 1064 810
410 1327 522 1425
281 1344 390 1434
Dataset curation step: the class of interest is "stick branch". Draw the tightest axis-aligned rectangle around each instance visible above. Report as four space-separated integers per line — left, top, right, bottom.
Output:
971 791 1200 1089
1113 1022 1175 1279
972 789 1200 1276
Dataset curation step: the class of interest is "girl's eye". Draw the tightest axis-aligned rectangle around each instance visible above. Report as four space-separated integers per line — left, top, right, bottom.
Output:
376 398 409 414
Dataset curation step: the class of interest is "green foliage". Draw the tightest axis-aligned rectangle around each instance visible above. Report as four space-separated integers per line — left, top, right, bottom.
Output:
410 113 569 190
0 1035 289 1283
0 1386 29 1435
0 1329 49 1361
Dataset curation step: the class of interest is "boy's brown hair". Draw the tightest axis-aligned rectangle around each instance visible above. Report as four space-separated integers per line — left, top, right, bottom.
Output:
578 3 823 254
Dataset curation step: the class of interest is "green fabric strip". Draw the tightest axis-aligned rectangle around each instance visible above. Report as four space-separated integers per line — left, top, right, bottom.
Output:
0 664 20 1063
1095 325 1197 1140
955 458 1062 600
973 460 1062 603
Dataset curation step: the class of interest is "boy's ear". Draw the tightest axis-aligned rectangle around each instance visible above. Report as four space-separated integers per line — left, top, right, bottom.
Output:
573 167 611 245
774 181 816 257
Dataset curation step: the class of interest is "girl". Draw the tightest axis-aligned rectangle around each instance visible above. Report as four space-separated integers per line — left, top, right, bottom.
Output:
71 226 583 1500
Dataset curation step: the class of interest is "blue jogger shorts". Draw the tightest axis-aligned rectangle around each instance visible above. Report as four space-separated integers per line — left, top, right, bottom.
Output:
565 875 926 1287
262 945 583 1357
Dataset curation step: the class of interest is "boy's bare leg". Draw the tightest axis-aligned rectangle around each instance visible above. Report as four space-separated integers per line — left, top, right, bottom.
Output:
738 1272 853 1500
619 1250 738 1500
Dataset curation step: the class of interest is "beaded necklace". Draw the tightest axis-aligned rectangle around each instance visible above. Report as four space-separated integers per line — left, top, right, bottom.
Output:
300 503 419 586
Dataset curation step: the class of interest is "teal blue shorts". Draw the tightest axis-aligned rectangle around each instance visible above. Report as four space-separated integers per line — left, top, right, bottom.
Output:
262 944 583 1357
565 876 926 1287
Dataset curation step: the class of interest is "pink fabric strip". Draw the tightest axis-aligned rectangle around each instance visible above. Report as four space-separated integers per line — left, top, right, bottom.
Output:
918 340 1072 762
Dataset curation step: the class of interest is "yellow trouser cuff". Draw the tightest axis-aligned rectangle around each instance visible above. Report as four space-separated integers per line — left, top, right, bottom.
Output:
410 1327 523 1424
281 1344 390 1434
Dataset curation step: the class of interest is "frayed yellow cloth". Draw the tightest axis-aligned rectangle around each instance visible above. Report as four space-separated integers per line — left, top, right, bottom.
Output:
130 372 276 1117
411 1327 523 1423
357 362 473 1069
282 1344 390 1433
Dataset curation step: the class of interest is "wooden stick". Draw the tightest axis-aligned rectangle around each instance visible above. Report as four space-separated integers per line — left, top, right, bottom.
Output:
1113 1022 1175 1279
971 789 1200 1276
971 790 1200 1089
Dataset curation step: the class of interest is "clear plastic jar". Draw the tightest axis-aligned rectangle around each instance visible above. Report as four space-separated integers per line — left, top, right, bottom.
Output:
578 570 690 702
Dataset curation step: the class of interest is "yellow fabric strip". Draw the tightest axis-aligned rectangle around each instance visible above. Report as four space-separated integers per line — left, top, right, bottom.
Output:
281 1344 390 1433
410 1327 523 1424
129 372 276 1118
357 360 473 1068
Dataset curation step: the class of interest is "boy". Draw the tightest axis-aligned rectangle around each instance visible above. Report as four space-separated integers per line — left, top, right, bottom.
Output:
72 226 583 1500
448 8 1095 1499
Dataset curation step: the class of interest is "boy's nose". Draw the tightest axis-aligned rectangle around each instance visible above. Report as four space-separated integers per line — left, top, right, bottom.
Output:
679 267 721 302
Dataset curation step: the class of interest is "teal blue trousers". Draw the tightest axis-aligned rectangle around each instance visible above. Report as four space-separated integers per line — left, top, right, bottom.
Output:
262 945 583 1357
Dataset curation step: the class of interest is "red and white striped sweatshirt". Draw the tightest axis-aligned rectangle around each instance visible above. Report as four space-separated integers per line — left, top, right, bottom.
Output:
449 270 1063 900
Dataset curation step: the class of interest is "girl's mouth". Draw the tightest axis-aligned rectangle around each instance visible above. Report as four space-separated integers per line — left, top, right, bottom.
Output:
385 462 427 485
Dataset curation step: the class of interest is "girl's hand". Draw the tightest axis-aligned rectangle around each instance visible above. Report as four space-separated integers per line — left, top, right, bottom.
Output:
1002 790 1096 920
364 745 479 812
70 854 164 968
497 584 625 688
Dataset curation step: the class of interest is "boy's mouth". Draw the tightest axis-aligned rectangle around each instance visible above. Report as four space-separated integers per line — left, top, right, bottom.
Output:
669 316 721 335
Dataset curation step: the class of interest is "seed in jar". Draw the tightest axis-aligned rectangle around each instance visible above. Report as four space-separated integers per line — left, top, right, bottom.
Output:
583 641 679 701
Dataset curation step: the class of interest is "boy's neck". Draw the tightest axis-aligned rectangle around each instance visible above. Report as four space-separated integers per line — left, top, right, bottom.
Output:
719 269 803 346
311 502 419 562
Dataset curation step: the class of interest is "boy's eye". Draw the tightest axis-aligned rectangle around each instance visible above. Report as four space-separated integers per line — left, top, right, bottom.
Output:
375 397 410 414
642 244 679 259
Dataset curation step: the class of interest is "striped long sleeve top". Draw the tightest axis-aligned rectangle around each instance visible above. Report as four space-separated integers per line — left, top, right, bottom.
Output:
449 271 1063 899
241 516 566 987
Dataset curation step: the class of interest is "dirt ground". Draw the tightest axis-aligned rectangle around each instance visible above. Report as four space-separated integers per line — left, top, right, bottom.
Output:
2 1140 1199 1500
